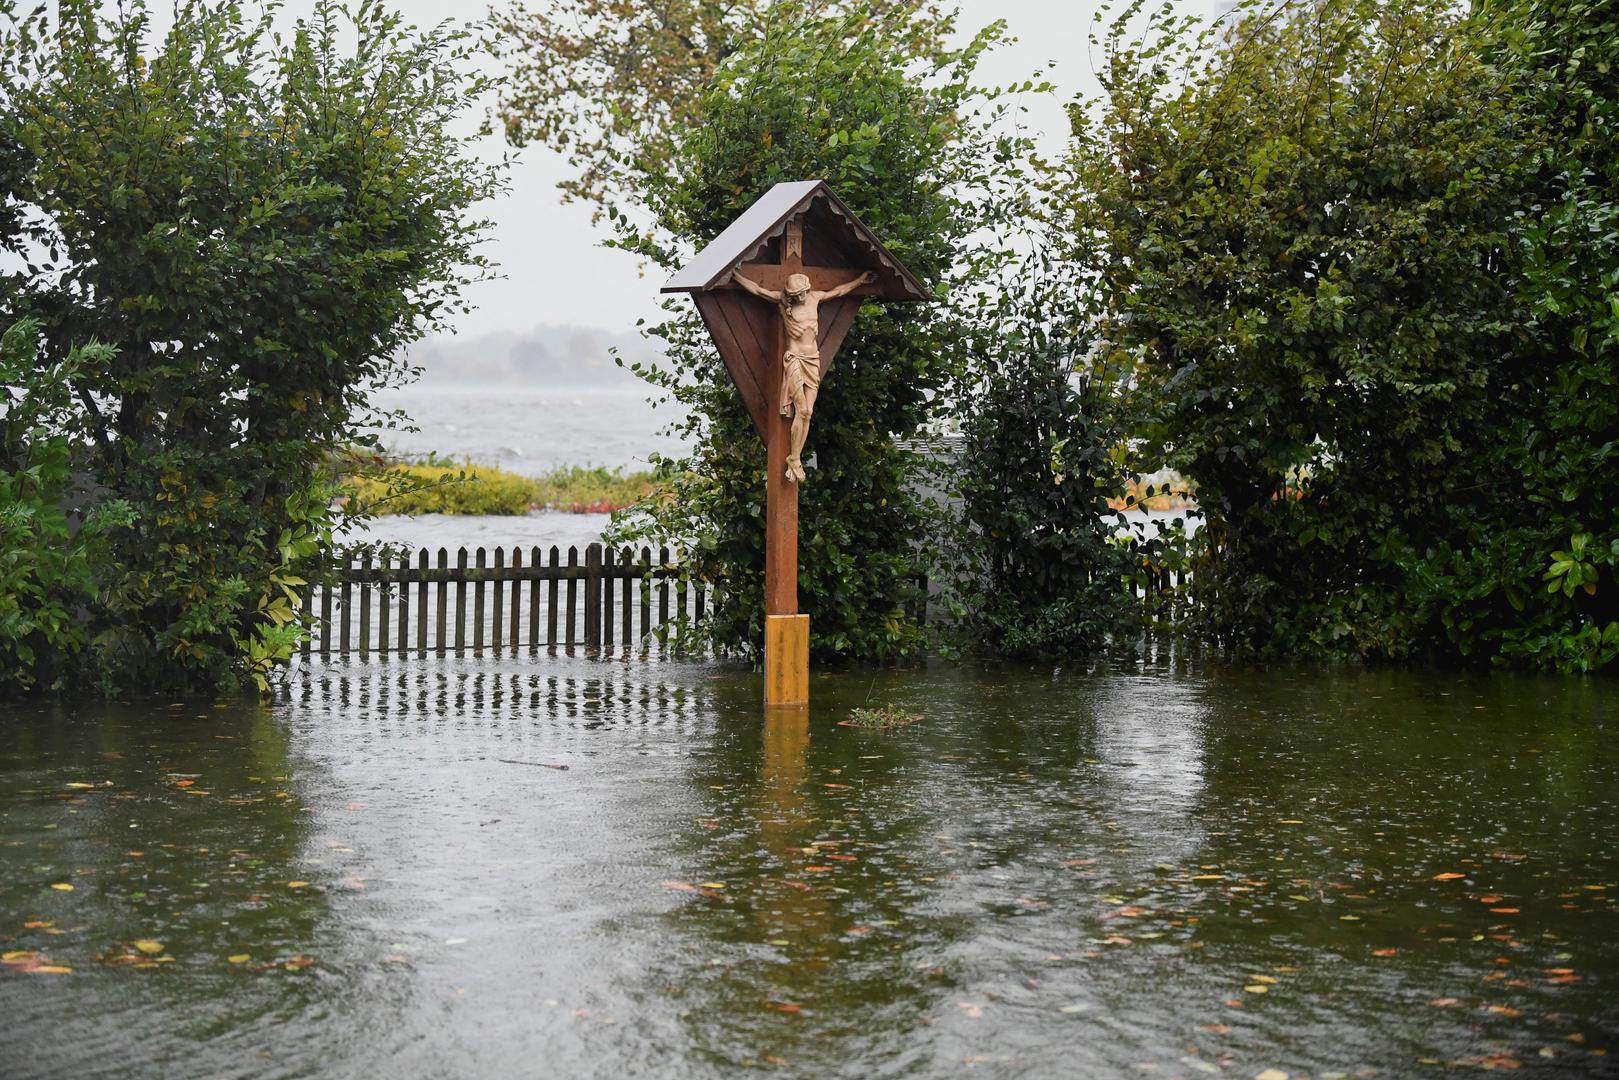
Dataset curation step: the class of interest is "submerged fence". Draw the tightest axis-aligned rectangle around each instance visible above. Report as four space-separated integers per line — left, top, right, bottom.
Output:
301 539 1193 660
300 543 700 658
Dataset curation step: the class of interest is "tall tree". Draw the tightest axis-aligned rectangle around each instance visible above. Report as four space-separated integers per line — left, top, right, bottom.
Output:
600 3 1023 661
484 0 953 216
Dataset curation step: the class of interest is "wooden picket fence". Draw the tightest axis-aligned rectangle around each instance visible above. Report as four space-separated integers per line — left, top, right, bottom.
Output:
300 543 701 658
299 539 1193 661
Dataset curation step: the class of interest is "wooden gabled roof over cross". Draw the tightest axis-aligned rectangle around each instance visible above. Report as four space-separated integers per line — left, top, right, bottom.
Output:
663 180 928 438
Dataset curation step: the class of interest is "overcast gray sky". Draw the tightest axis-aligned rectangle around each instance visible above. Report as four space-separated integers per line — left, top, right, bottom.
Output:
421 0 1213 339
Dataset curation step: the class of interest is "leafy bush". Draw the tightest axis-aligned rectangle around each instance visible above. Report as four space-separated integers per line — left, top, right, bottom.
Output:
0 322 124 693
0 0 499 694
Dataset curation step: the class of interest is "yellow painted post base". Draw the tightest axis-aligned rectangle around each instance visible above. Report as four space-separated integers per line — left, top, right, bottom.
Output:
764 613 810 707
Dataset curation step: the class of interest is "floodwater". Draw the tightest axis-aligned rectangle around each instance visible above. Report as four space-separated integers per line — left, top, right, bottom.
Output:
2 656 1614 1079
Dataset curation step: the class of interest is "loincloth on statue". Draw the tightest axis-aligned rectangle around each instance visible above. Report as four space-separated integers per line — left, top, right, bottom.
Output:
779 352 821 418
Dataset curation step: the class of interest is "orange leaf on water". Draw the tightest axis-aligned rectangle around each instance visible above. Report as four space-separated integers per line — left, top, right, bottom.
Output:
1432 872 1466 881
1490 907 1521 914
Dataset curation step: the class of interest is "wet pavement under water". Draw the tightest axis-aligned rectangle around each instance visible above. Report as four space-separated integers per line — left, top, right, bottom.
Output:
1 654 1615 1079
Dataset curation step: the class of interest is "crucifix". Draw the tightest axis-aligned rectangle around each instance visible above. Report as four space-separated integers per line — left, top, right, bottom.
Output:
662 181 927 707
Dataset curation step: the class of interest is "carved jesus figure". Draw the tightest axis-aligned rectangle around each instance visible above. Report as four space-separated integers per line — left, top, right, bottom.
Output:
730 268 875 482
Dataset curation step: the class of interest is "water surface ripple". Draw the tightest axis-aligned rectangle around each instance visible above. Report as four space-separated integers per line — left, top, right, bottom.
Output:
1 657 1614 1078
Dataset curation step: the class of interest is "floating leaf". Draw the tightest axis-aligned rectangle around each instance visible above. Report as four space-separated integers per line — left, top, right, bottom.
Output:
133 940 163 955
287 881 309 889
228 954 250 964
1244 984 1269 994
1432 872 1466 881
49 883 73 892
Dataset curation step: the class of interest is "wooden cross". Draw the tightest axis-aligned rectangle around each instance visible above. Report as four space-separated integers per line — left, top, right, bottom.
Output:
661 182 927 708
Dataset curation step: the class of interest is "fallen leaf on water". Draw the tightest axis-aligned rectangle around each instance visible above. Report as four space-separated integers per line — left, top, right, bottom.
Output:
699 882 726 890
287 881 309 889
1339 915 1361 922
31 965 71 974
1372 948 1397 957
1059 1004 1088 1014
827 854 857 862
133 940 163 955
1432 872 1466 881
49 883 73 892
1244 985 1269 994
1063 859 1097 867
1277 819 1305 825
805 866 833 873
1428 998 1460 1007
1193 874 1224 882
282 956 314 970
65 783 95 790
768 939 789 946
1256 1070 1289 1080
173 780 194 788
1479 895 1505 904
228 954 250 964
766 1002 801 1013
1490 907 1520 914
1251 975 1278 984
22 921 52 930
1487 1004 1522 1017
661 881 698 892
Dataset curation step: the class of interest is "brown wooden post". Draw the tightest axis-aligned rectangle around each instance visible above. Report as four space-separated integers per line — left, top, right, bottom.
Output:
762 269 809 705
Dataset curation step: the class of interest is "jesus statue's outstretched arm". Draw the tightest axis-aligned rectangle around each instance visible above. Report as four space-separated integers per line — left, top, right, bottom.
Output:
814 270 876 301
729 271 781 303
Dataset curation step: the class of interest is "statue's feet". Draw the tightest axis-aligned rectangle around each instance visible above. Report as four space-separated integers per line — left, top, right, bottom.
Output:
793 459 807 483
785 459 800 484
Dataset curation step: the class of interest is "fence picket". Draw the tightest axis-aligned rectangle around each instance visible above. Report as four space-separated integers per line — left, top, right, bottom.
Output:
528 546 541 648
378 554 390 655
585 544 602 650
639 546 652 647
455 548 469 655
435 548 448 656
474 547 486 655
619 547 633 646
565 547 578 647
492 547 505 651
358 553 372 658
546 546 559 647
603 546 615 650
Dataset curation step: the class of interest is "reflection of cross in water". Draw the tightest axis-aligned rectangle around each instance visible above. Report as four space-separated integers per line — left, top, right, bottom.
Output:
729 220 874 484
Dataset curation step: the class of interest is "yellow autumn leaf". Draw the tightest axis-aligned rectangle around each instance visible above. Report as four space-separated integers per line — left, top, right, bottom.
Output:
228 954 251 964
1244 984 1269 994
133 940 163 955
50 883 73 892
287 881 309 889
